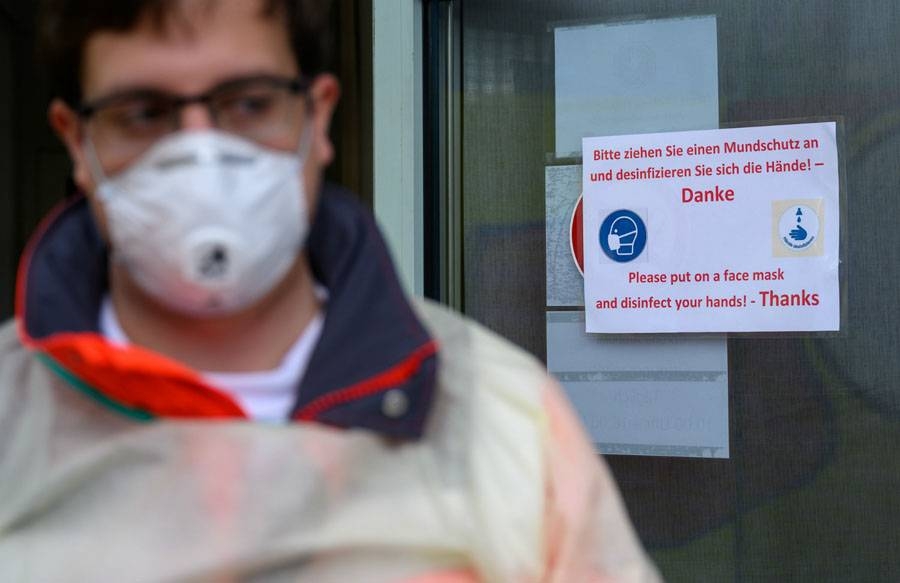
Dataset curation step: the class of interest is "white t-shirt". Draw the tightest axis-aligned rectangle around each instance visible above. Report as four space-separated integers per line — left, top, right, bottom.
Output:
99 296 324 423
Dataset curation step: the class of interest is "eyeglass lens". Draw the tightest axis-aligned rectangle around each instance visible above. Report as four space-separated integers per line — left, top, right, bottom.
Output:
84 78 306 172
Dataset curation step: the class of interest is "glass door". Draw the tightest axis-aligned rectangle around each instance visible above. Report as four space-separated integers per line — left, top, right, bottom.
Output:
432 0 900 580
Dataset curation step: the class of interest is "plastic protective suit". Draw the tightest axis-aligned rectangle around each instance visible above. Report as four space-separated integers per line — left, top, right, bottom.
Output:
0 185 661 583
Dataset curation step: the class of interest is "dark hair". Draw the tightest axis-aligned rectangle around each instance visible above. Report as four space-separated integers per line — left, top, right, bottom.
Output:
38 0 334 106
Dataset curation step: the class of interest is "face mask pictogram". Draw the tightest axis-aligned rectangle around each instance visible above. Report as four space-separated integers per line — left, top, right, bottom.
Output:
607 216 639 256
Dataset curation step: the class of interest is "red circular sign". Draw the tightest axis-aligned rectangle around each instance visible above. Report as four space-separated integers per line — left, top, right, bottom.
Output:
569 194 584 275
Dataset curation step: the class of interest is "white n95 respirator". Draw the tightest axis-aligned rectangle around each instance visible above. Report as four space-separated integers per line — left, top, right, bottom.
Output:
90 129 309 317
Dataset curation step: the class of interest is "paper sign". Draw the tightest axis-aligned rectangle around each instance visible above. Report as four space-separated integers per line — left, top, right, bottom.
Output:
547 310 729 458
554 16 718 158
582 121 840 333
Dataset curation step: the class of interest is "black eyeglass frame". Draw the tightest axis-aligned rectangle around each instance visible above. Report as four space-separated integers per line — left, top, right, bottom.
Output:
75 74 313 120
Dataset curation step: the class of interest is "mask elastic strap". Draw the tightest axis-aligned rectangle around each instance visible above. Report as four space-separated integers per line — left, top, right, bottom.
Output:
295 119 314 161
83 135 112 197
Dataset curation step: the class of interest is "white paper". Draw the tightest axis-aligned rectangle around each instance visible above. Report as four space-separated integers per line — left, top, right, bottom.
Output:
547 311 729 458
554 16 719 158
582 121 841 333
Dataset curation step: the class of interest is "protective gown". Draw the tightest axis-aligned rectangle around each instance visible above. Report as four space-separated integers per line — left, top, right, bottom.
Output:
0 185 661 582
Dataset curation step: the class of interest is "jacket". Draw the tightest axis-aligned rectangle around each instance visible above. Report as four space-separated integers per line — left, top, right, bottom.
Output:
0 184 660 582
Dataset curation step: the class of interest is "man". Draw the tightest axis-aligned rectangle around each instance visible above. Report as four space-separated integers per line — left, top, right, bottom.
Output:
0 1 660 581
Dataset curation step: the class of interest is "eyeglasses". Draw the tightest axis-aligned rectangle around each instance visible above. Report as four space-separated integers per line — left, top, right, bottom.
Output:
77 75 311 171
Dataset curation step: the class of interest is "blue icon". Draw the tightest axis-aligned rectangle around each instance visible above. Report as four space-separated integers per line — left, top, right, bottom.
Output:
789 208 807 241
778 204 819 251
599 210 646 263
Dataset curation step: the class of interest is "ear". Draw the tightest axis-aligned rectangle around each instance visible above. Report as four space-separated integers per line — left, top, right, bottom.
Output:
48 99 96 194
48 99 111 240
308 73 341 166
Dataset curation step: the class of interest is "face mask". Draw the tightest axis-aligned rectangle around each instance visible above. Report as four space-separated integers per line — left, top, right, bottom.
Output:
89 129 310 317
607 231 637 252
607 233 620 251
